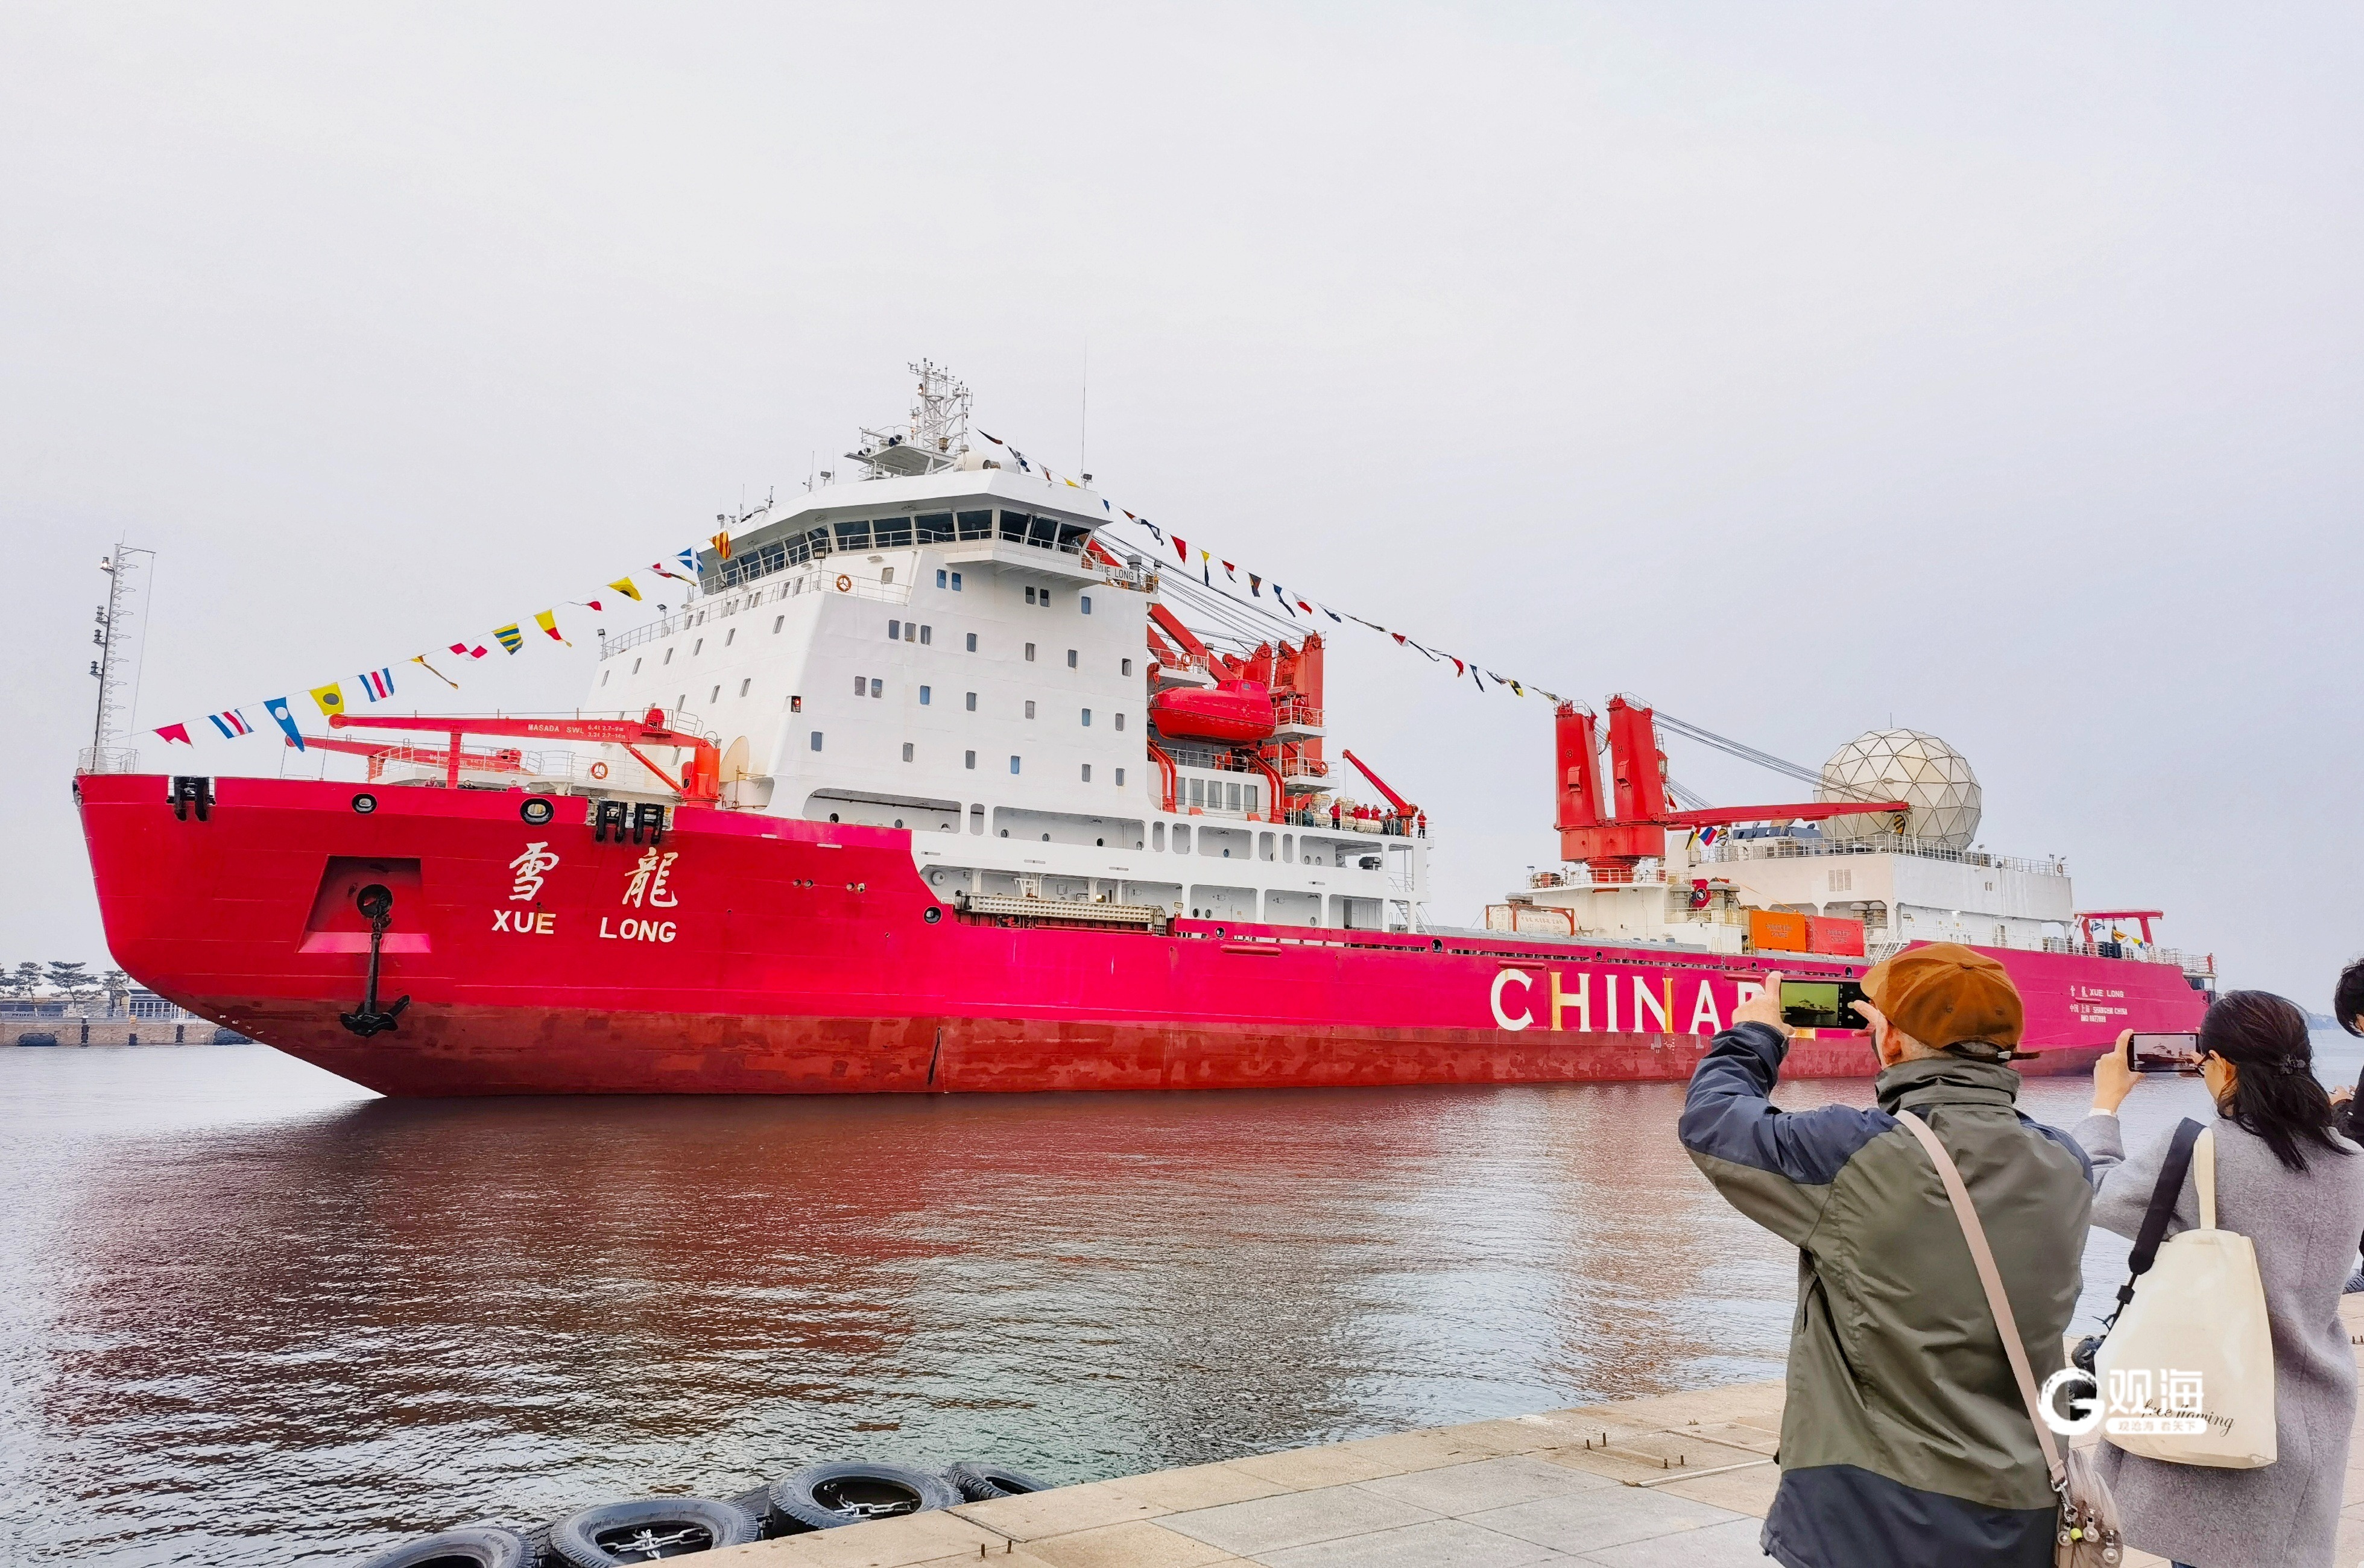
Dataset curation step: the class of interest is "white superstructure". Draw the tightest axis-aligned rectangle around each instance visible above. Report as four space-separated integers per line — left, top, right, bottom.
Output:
580 405 1427 932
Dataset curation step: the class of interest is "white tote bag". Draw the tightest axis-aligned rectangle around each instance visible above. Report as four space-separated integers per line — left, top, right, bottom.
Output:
2094 1127 2278 1467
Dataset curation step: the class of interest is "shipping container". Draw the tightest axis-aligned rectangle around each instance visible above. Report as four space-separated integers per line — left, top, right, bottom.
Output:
1806 916 1868 958
1747 909 1810 952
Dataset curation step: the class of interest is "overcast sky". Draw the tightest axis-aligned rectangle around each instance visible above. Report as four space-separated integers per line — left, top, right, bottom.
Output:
4 4 2358 1007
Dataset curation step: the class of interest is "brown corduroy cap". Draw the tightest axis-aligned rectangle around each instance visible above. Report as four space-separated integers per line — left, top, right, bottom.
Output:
1860 941 2024 1057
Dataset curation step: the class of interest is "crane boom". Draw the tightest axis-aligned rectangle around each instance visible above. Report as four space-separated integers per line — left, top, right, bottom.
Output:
1340 748 1415 818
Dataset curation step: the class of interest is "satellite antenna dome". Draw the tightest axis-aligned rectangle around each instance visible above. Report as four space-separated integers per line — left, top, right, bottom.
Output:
1816 729 1982 850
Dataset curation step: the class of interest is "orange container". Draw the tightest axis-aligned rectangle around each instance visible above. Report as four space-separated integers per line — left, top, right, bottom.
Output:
1747 909 1810 953
1806 916 1867 958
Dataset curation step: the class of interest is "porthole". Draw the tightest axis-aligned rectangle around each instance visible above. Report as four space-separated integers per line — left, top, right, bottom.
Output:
520 797 554 826
352 792 378 815
923 906 943 925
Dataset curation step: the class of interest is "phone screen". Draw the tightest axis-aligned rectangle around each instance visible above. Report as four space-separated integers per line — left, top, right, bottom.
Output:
2128 1031 2202 1074
1781 979 1868 1029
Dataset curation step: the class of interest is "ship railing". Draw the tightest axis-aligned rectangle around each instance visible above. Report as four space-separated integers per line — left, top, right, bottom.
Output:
75 745 140 775
1702 838 2065 879
2041 937 2214 973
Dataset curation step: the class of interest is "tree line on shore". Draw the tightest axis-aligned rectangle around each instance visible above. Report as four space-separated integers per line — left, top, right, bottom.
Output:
4 961 134 1008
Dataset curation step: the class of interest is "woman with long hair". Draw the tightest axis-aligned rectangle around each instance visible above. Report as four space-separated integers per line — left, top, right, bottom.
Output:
2078 990 2364 1568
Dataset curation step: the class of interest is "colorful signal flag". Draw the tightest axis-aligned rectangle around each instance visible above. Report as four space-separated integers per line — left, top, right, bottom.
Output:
208 709 252 739
264 696 304 750
308 682 346 716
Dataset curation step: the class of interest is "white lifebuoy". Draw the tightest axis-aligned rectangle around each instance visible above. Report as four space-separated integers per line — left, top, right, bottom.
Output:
835 573 852 592
588 760 608 780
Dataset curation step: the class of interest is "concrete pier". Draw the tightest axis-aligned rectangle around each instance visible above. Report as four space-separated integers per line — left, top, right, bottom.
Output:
707 1297 2364 1566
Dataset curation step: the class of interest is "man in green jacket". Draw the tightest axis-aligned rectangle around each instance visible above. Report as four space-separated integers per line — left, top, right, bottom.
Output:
1679 943 2092 1568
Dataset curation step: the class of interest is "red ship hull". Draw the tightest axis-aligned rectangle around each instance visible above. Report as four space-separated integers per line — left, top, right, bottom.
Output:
76 774 2206 1096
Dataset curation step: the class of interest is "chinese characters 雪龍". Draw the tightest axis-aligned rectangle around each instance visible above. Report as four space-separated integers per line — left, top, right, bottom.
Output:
508 842 560 900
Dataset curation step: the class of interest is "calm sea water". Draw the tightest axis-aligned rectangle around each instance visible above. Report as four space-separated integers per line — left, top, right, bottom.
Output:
5 1035 2356 1566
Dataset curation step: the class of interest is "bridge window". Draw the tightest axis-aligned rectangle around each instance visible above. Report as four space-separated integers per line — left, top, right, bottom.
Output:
833 520 871 550
915 512 953 543
874 517 913 548
999 510 1029 542
956 510 993 540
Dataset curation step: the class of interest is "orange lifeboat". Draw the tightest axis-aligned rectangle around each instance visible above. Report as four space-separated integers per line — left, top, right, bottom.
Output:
1150 679 1276 744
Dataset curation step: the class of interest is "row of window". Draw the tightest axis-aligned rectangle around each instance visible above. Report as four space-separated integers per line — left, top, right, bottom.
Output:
1184 777 1261 814
716 508 1098 586
604 613 1131 691
808 732 1128 786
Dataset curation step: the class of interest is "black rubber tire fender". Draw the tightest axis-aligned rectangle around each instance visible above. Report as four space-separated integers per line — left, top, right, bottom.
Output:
768 1461 963 1531
546 1496 762 1564
945 1461 1057 1502
355 1525 536 1568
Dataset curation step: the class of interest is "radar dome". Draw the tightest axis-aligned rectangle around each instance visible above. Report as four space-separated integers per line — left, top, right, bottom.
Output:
1816 729 1982 850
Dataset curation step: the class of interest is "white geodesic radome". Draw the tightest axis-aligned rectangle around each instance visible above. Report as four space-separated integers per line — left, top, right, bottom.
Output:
1816 729 1982 850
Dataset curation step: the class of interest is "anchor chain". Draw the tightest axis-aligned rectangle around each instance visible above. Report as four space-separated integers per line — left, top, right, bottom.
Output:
338 883 412 1038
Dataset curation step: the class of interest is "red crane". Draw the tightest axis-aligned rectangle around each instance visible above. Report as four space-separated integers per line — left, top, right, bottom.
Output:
1554 696 1905 868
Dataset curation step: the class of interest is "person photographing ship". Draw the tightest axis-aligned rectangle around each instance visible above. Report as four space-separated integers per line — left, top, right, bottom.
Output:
1680 946 2092 1567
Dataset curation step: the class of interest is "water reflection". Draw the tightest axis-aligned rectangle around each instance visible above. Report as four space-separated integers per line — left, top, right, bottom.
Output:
13 1041 2351 1566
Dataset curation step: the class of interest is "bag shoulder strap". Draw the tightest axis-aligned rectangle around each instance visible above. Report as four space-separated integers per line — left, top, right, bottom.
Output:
2113 1117 2206 1322
2193 1125 2216 1231
1892 1108 2067 1488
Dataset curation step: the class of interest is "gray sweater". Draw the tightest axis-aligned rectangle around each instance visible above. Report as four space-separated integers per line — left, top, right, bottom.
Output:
2073 1112 2364 1568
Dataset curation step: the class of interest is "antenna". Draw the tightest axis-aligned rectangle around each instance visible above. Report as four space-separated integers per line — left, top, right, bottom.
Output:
84 544 156 774
847 360 971 477
1080 340 1089 478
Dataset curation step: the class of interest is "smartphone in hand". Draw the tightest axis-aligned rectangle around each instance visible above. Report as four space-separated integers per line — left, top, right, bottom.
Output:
2128 1031 2202 1075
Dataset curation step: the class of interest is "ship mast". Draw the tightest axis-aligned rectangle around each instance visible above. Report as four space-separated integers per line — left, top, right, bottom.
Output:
847 360 972 477
84 544 154 774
